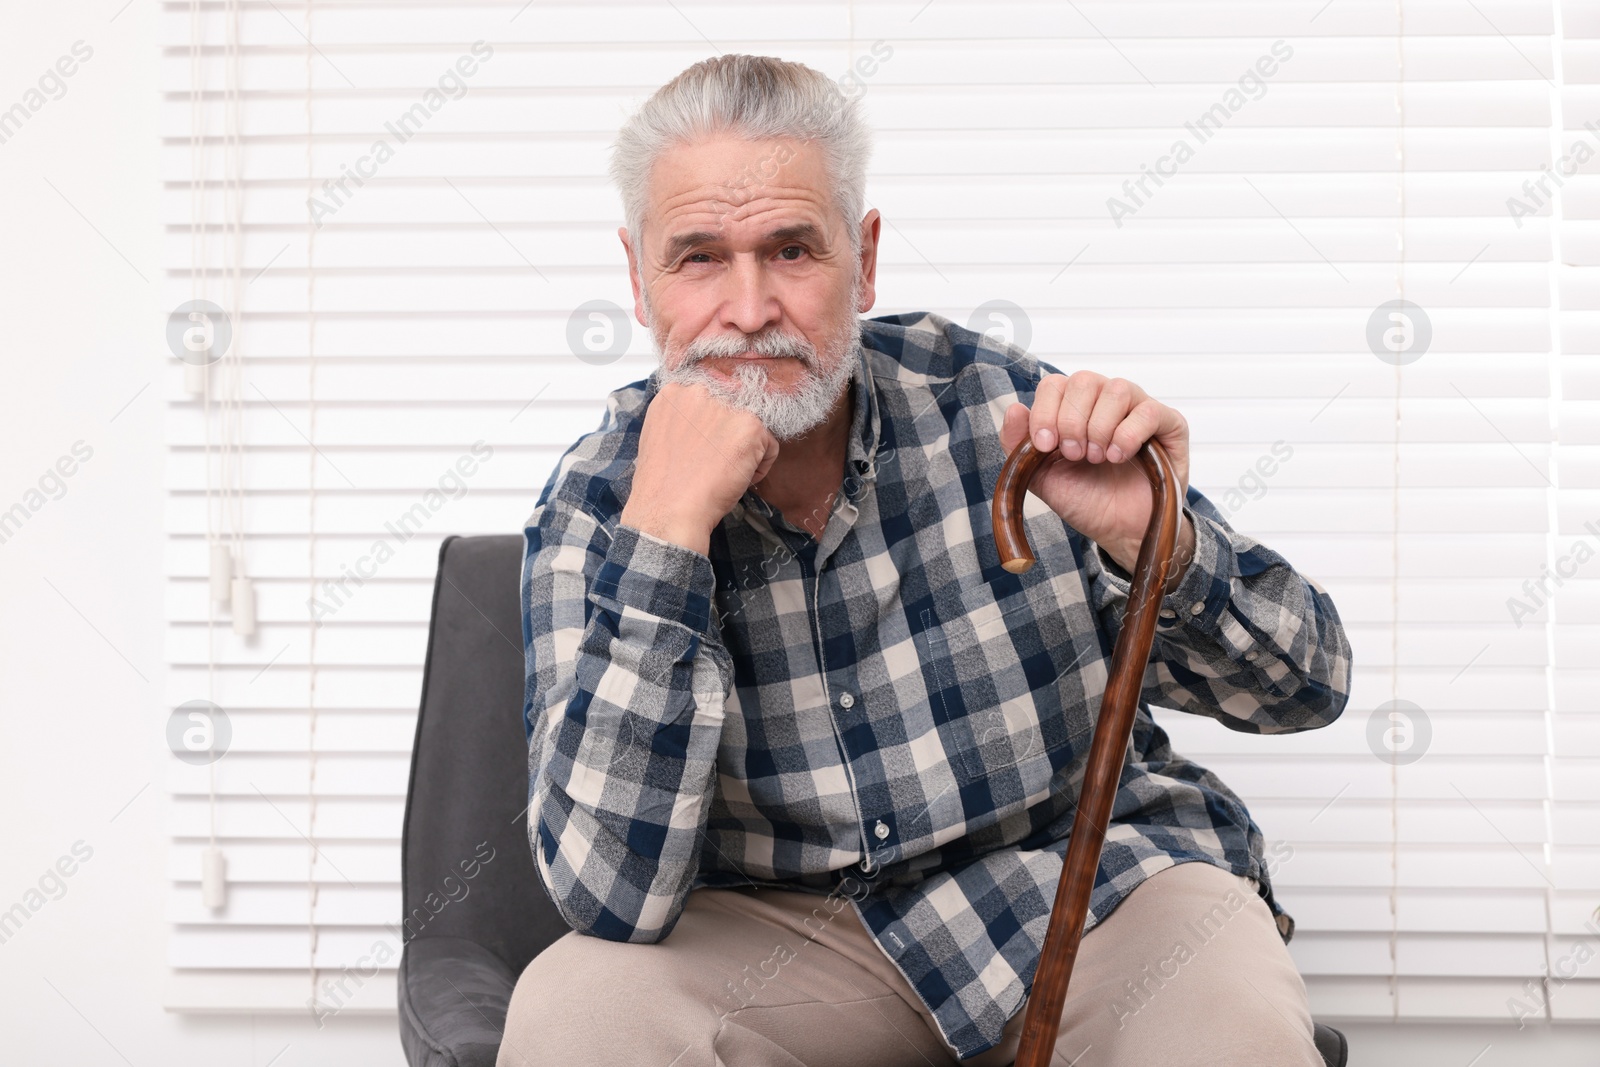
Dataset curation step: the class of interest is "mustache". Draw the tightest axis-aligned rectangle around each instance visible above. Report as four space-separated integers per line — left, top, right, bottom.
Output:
679 328 816 366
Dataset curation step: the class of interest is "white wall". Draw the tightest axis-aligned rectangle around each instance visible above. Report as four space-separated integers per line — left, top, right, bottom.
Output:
0 1 1597 1064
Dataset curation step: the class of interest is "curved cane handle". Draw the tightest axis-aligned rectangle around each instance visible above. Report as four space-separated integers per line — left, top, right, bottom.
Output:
991 439 1054 574
992 435 1183 1067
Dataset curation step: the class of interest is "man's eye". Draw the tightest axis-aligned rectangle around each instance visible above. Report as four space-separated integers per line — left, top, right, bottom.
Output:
778 245 805 261
685 252 712 264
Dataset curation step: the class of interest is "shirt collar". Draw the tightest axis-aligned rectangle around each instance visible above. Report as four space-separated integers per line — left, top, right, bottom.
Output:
844 328 883 483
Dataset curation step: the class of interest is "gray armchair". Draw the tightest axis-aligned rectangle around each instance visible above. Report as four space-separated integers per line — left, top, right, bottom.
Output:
397 534 1348 1067
398 535 567 1067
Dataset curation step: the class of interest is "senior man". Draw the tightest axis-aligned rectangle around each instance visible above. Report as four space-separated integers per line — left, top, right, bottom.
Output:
503 53 1350 1067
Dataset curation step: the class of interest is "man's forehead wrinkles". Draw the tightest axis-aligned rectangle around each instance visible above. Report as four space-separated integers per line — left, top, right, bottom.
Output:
658 179 827 217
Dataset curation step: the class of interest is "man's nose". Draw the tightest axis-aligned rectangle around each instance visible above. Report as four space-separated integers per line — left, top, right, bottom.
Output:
718 255 780 337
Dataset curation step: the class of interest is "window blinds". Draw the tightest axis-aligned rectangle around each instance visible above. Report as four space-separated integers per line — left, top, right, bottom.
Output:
164 0 1598 1024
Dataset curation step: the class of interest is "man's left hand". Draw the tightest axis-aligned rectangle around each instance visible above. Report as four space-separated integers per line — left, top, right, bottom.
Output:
1000 371 1193 575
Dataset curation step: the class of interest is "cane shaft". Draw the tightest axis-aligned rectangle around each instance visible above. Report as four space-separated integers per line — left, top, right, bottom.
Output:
992 437 1182 1067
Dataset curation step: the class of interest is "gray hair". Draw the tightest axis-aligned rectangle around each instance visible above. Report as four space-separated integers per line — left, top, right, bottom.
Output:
608 54 874 274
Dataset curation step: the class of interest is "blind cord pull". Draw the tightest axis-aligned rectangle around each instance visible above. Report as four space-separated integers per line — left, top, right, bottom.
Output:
201 844 228 910
209 541 232 604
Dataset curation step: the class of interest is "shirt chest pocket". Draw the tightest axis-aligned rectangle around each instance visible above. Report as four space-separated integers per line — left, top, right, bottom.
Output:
917 598 1080 789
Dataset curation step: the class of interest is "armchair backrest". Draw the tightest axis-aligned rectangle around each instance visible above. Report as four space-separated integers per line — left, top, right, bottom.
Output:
400 534 570 971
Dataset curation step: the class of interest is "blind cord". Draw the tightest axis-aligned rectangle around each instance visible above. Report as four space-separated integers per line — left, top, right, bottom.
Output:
217 0 245 858
1539 0 1566 1024
189 0 218 856
303 0 323 1013
1388 0 1404 1021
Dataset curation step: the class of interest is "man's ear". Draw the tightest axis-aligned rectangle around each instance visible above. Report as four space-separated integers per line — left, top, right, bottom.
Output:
856 209 882 313
619 226 648 326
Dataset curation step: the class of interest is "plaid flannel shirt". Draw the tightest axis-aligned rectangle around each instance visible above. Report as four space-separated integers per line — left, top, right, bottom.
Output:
520 311 1352 1060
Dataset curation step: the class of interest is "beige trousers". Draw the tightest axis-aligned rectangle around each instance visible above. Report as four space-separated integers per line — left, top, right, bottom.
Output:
497 859 1323 1066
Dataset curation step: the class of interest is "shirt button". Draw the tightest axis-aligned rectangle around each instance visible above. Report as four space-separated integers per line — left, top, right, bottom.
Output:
1245 650 1259 661
1189 600 1205 616
874 820 890 840
839 692 855 708
1159 608 1177 620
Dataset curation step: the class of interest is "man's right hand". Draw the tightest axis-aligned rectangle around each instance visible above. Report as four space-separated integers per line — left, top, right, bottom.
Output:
619 381 780 556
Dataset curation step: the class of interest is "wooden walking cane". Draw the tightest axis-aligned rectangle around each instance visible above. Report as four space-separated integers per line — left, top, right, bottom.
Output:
991 436 1183 1067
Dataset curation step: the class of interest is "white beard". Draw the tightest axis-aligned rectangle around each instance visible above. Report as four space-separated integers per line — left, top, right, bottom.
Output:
648 270 863 442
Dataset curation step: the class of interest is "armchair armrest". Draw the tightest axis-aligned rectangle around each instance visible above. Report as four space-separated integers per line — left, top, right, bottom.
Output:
398 937 518 1067
1313 1022 1347 1067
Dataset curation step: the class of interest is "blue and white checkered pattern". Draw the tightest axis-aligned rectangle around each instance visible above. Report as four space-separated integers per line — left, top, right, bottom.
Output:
520 311 1352 1059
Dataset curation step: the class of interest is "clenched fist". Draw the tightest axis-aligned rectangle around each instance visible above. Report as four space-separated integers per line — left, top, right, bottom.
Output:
620 381 781 556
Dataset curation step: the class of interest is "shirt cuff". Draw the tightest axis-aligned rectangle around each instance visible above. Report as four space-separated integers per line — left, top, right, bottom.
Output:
590 522 719 639
1093 504 1234 633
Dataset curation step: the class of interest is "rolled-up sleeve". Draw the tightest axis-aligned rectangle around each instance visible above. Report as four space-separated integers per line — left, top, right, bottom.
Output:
521 477 732 942
1085 485 1352 734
